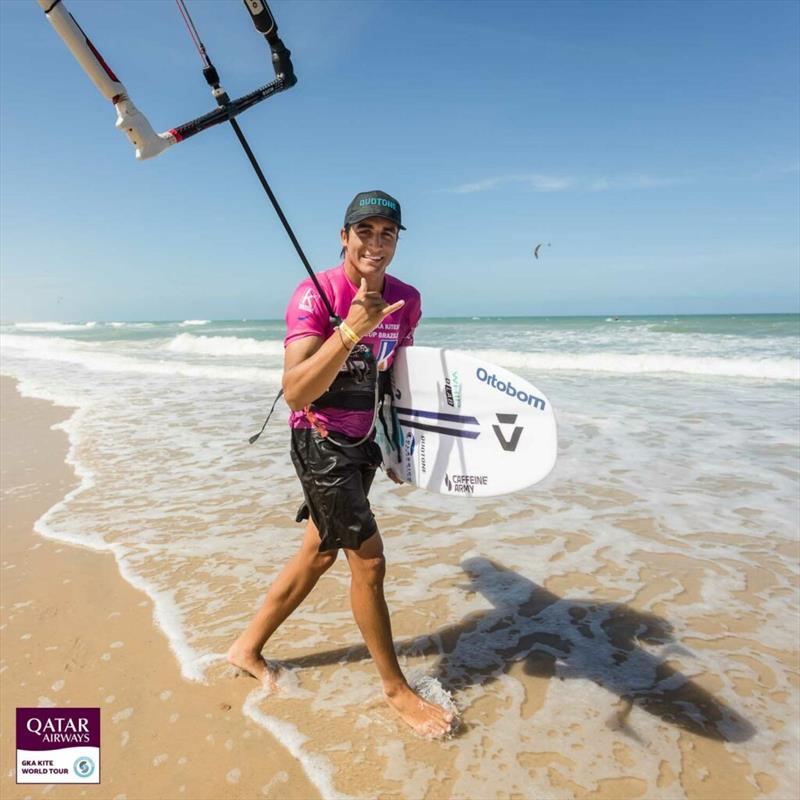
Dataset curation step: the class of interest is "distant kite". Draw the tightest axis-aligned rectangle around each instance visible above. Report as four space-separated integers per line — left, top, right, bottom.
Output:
534 243 551 259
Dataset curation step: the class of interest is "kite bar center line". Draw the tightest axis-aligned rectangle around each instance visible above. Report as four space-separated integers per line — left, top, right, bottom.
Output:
175 0 210 66
173 0 339 322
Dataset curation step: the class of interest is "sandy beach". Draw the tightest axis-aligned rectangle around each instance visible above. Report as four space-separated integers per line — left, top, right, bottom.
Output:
4 0 800 793
1 377 317 800
2 365 798 799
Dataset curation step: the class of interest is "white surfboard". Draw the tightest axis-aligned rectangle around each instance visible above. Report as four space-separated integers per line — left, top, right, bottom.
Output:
376 346 557 497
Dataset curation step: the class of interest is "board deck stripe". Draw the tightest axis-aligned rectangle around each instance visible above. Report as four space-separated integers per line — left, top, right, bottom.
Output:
394 406 479 425
397 419 481 439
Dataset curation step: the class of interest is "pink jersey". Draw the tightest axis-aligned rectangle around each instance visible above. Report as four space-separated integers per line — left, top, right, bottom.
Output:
284 263 422 437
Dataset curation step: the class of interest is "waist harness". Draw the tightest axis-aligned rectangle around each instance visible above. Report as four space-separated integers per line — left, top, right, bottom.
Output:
304 345 395 448
310 343 379 411
249 343 395 450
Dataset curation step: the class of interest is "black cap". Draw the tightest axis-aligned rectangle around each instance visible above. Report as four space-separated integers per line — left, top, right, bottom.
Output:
344 190 406 230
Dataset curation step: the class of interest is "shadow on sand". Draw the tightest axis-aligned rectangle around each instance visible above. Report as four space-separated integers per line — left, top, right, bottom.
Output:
293 557 755 743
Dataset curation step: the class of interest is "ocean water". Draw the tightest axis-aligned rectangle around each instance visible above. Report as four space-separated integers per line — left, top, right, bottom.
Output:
1 314 799 798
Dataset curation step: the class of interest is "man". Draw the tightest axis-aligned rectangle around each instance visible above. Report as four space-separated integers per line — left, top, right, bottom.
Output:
228 191 454 738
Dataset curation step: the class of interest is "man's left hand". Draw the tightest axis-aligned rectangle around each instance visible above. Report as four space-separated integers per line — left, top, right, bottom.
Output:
386 468 404 485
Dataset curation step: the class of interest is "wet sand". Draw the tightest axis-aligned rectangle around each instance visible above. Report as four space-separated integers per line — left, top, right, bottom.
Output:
0 377 316 800
2 375 798 799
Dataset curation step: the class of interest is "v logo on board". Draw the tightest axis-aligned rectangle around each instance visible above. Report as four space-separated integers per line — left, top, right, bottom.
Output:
492 413 523 452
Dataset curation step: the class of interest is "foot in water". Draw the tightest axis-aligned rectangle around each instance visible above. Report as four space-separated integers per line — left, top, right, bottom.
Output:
384 683 454 738
226 642 280 690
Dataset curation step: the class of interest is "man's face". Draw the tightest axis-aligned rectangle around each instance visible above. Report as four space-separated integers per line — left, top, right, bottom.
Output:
341 217 399 278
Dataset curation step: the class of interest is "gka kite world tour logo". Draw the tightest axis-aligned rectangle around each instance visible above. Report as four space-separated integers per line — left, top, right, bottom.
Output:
16 708 100 784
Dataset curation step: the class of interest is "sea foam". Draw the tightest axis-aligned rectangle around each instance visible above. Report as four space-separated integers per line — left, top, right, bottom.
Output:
2 315 798 800
166 333 284 357
1 335 282 384
14 321 97 332
472 347 799 381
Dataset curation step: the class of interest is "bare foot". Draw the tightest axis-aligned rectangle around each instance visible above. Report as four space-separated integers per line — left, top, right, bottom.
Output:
226 641 280 691
384 683 454 738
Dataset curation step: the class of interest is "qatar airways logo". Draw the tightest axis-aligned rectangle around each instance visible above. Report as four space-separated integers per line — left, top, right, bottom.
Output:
475 367 545 411
25 717 90 744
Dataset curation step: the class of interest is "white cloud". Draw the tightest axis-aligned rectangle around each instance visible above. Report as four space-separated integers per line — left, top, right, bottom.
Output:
450 174 575 194
449 172 681 194
586 174 681 191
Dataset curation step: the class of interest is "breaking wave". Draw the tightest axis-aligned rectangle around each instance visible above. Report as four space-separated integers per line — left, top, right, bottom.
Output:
473 348 799 381
166 333 284 357
0 335 281 384
14 321 97 332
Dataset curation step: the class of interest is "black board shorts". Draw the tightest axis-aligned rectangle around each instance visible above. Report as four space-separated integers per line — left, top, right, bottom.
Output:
290 428 383 552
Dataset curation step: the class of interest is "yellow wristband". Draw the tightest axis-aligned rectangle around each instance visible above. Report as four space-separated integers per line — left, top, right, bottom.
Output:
338 321 360 345
337 327 354 351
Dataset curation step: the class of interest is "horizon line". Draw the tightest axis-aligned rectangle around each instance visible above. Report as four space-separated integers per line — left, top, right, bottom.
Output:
2 310 799 326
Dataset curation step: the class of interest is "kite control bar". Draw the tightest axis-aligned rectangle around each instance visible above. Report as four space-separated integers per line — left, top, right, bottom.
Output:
243 0 296 84
38 0 339 328
37 0 296 159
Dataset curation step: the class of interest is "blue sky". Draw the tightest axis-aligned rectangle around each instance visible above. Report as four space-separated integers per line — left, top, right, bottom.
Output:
1 0 798 321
